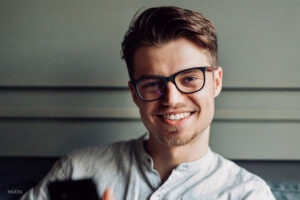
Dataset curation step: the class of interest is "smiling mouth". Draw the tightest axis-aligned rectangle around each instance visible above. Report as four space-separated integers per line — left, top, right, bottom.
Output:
157 112 195 121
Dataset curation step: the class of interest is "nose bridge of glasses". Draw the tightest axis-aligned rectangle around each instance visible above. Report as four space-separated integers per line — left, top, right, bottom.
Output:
162 75 176 92
160 78 185 105
163 75 183 96
165 74 177 86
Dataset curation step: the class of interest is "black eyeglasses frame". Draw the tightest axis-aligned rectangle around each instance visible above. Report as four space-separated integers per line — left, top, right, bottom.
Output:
131 66 215 102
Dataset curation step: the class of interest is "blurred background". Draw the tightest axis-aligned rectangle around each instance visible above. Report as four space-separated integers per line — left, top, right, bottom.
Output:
0 0 300 160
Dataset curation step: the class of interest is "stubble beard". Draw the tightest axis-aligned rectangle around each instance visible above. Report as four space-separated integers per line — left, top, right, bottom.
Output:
158 126 199 146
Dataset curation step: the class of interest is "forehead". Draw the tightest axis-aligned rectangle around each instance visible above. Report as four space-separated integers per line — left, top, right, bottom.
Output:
133 38 212 79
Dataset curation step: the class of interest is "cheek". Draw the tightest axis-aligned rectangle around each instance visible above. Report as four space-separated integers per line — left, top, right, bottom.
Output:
138 102 156 121
139 106 149 121
204 97 215 121
192 90 215 115
203 95 215 113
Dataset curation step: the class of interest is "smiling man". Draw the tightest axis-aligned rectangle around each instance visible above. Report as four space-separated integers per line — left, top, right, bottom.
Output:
128 38 220 183
21 6 275 200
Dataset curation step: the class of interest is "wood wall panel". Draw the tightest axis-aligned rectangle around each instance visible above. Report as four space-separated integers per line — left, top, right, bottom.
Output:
0 89 299 121
1 0 299 160
1 0 300 87
1 119 299 160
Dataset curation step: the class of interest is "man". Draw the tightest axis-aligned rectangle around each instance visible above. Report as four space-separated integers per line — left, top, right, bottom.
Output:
21 6 275 200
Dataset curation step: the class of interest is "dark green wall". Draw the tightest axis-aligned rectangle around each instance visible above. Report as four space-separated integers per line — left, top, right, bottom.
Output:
1 0 299 159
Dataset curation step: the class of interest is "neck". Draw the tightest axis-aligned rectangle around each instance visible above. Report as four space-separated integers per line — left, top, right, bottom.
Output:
146 126 210 182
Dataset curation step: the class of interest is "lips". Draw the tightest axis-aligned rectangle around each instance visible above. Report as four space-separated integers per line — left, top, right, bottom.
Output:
162 112 192 120
157 111 195 121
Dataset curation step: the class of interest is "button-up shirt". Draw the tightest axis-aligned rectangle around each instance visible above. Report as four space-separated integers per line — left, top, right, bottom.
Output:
21 134 275 200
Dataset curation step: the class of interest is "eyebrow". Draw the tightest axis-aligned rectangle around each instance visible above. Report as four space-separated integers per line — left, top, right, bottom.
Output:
135 68 183 80
135 66 211 81
135 74 165 80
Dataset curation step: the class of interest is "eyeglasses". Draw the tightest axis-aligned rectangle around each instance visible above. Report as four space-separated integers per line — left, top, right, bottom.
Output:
131 66 215 101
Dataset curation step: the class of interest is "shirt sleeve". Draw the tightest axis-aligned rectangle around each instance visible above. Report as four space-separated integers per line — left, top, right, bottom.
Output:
20 155 73 200
243 179 276 200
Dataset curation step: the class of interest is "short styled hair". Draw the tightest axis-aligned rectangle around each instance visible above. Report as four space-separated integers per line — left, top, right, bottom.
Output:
121 6 218 81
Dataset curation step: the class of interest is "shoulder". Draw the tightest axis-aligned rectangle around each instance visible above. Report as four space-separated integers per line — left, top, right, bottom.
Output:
35 139 136 181
65 139 136 172
68 139 135 162
20 139 137 200
211 152 275 199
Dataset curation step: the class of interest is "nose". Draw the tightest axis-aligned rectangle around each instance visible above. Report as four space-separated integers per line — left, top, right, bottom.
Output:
161 81 185 107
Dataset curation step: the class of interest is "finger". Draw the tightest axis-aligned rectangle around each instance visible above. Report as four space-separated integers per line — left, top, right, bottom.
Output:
102 188 115 200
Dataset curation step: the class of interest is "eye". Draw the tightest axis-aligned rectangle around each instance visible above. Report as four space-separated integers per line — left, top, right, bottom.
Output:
145 82 158 87
141 81 161 90
184 76 198 82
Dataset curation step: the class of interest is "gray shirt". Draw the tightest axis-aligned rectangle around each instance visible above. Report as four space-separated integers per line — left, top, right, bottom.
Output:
21 134 275 200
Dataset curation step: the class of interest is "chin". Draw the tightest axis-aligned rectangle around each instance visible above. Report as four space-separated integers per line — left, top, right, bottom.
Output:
158 129 198 147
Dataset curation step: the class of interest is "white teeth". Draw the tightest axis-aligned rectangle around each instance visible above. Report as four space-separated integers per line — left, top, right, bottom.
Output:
163 112 192 120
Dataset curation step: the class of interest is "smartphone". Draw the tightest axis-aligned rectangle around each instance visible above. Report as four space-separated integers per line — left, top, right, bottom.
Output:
48 179 100 200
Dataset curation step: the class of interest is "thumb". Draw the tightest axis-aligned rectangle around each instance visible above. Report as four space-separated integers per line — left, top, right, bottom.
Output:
102 188 115 200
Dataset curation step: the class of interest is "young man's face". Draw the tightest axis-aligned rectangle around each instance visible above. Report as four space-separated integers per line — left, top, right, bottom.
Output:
129 38 222 147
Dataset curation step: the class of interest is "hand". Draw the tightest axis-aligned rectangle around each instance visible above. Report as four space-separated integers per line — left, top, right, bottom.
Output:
102 188 115 200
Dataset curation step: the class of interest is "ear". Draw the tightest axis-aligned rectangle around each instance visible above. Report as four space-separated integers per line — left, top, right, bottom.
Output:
128 81 140 107
213 66 223 98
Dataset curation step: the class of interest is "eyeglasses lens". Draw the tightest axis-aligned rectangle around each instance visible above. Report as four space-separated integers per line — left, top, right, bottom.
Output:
137 79 165 100
175 68 204 93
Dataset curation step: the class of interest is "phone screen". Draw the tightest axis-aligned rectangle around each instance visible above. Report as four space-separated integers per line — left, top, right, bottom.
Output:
48 179 100 200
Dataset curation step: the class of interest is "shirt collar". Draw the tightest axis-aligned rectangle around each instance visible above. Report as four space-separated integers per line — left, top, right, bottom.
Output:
175 147 214 173
134 132 215 173
134 132 153 168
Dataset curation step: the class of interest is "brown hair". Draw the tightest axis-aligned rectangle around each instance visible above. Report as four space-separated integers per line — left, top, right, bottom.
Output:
121 6 218 81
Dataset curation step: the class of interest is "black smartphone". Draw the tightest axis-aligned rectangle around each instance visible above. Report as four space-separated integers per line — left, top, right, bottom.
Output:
48 179 100 200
